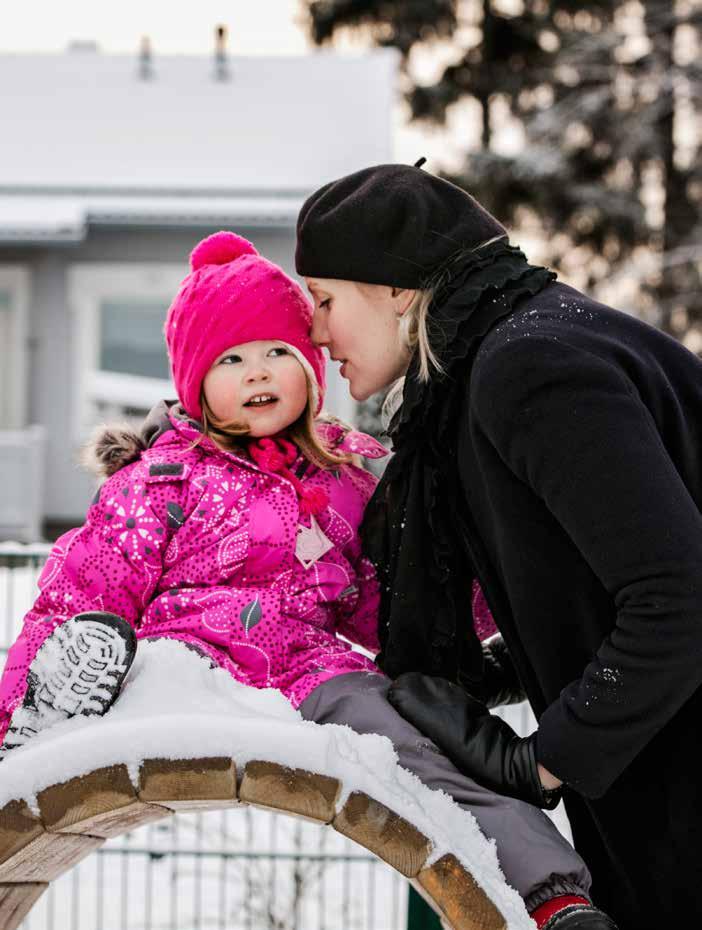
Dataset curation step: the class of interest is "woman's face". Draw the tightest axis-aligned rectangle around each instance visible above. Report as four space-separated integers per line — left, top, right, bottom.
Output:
202 340 308 438
306 278 414 401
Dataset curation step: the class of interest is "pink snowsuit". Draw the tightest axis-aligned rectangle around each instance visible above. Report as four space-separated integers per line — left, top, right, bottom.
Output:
0 415 391 744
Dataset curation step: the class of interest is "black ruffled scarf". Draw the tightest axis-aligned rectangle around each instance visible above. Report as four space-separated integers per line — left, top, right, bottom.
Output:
361 241 556 684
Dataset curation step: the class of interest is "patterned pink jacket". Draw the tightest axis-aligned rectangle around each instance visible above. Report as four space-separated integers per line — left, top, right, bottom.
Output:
0 415 390 743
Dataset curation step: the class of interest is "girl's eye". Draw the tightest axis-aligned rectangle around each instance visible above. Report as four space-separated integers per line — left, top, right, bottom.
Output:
319 298 331 310
221 354 242 364
269 347 289 357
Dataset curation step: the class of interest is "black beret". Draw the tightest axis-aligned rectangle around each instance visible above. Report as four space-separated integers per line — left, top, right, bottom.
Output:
295 163 507 289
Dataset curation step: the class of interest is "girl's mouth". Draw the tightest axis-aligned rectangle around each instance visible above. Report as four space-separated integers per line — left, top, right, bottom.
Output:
244 393 278 408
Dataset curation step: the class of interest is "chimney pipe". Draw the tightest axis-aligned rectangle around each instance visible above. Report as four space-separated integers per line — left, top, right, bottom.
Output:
67 40 100 54
214 24 229 81
138 36 154 81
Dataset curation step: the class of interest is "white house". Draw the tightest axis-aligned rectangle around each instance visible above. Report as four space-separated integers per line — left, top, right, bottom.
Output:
0 42 398 538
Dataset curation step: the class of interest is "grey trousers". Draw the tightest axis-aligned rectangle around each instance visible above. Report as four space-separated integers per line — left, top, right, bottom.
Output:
299 672 591 912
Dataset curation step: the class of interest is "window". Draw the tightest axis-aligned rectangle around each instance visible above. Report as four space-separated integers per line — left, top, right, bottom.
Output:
100 298 171 380
68 264 185 437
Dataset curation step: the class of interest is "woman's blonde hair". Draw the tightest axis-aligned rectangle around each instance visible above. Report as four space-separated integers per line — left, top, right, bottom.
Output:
199 377 351 470
398 284 445 383
382 235 507 428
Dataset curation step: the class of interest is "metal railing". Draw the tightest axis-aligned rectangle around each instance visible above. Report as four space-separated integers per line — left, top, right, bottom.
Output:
0 542 52 660
22 809 407 930
0 543 408 930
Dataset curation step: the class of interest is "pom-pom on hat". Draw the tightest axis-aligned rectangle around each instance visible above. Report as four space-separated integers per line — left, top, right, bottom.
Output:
165 231 326 420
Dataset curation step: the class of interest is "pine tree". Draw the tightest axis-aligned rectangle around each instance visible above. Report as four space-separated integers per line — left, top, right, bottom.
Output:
303 0 701 344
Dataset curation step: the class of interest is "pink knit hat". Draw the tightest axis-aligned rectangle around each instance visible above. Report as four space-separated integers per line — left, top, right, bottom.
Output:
164 231 326 420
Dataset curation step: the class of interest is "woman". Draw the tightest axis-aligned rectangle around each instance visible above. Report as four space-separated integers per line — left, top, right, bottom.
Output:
295 162 702 930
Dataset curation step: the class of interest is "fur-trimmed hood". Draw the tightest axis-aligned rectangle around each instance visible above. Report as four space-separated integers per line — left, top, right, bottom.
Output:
80 400 183 479
80 422 146 479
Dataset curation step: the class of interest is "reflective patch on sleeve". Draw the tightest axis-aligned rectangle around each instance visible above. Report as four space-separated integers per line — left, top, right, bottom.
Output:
146 462 191 483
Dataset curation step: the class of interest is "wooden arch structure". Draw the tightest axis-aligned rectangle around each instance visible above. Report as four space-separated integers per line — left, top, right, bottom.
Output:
0 755 508 930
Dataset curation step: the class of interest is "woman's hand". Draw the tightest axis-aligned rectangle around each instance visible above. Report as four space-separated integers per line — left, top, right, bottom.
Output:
462 635 526 708
387 672 562 809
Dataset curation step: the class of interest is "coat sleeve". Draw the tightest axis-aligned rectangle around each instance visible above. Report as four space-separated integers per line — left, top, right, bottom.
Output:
0 462 172 734
472 334 702 798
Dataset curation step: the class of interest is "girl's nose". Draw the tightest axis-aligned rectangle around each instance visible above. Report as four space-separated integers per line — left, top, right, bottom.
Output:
245 365 271 383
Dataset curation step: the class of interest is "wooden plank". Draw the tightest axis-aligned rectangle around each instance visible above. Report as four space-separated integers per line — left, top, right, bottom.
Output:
138 757 238 811
0 832 103 883
0 801 45 871
410 878 458 929
239 761 340 824
333 792 432 878
38 765 172 838
0 882 47 930
417 854 506 930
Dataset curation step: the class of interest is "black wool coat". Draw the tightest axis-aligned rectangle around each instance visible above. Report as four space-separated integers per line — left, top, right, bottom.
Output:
456 281 702 926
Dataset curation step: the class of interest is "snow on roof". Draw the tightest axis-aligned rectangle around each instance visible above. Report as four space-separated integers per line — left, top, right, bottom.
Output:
0 50 398 191
0 640 531 928
0 192 305 243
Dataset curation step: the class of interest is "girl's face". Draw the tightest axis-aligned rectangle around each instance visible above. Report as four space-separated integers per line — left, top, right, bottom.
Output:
202 340 308 438
306 278 414 401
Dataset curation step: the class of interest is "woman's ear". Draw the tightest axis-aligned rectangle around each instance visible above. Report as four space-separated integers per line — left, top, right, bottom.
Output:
391 287 417 317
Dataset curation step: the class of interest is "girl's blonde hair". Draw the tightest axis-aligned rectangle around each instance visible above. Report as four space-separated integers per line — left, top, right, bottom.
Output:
199 377 351 470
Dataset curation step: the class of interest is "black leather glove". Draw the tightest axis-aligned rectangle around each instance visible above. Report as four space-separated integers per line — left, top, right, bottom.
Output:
387 672 561 809
463 636 526 708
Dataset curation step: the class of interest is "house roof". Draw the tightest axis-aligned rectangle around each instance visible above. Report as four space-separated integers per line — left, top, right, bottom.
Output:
0 49 398 242
0 192 307 243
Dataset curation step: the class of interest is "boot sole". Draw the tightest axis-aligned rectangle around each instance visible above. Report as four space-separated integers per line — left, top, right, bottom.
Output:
1 613 136 757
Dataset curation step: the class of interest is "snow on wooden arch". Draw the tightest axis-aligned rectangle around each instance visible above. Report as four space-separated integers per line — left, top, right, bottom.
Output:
0 642 533 930
0 756 506 930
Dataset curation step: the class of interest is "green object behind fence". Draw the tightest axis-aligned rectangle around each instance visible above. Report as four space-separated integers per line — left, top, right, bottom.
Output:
407 885 443 930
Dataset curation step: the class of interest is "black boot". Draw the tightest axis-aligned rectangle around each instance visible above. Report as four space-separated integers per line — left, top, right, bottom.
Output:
0 611 136 758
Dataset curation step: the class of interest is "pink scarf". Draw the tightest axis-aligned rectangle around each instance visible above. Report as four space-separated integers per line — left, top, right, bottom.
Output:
248 437 329 517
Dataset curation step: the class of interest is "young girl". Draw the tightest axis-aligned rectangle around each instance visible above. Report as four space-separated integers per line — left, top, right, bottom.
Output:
0 232 601 927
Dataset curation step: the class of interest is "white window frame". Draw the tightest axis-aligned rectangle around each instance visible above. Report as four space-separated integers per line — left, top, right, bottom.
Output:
68 263 185 440
0 266 30 429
